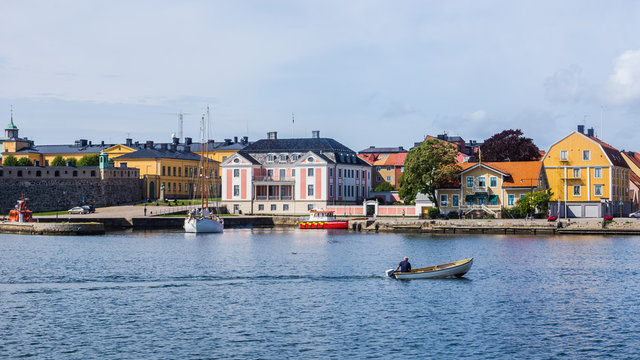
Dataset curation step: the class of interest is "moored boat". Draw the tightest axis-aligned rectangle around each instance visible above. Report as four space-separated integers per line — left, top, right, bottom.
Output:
385 258 473 279
299 210 349 229
7 195 34 223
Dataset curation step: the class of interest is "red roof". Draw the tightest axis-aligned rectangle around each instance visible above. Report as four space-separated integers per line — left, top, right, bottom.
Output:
457 161 544 188
587 135 629 168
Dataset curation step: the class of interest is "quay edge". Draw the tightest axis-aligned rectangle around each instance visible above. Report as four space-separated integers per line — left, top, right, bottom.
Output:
0 221 105 235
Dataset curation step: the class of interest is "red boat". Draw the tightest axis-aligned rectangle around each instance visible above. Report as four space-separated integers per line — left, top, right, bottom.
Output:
8 195 34 223
299 210 349 229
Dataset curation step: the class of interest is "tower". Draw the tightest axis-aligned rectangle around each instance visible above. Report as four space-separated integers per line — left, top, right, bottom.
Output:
5 107 19 139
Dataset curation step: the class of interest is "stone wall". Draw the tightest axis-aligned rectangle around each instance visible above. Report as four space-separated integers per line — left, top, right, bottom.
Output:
0 177 143 213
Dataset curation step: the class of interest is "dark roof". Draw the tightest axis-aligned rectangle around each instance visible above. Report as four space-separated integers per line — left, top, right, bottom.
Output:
15 144 113 155
114 148 206 161
190 141 250 152
358 146 406 154
244 137 352 153
587 135 629 168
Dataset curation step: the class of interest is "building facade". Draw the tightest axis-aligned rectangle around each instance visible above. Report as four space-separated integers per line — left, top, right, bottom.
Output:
358 146 407 190
221 131 372 215
543 126 631 217
436 161 545 217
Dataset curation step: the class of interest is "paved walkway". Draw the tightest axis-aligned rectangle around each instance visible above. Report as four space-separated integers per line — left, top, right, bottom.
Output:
37 204 198 219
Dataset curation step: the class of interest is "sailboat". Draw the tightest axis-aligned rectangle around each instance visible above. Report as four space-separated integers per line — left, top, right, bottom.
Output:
184 106 224 233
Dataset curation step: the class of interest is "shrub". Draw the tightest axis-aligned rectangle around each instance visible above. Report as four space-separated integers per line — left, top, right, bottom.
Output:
16 157 33 166
51 155 66 166
428 207 440 219
2 155 18 166
374 182 396 192
447 211 459 219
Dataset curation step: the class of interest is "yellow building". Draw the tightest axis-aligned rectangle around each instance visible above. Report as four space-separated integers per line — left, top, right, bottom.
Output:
542 127 630 217
436 161 545 218
357 146 407 190
113 140 219 200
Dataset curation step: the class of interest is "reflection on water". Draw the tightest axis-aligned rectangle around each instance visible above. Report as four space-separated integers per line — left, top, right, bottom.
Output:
1 230 640 359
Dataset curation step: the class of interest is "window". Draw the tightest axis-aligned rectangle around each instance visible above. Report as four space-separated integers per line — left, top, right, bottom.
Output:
440 194 448 207
292 169 295 176
178 167 181 177
308 168 314 176
573 185 581 196
279 154 287 162
490 176 497 187
173 167 176 176
386 176 391 181
520 194 525 199
173 183 176 191
233 185 240 196
362 170 366 178
271 204 277 211
356 170 359 179
329 168 333 176
307 157 314 162
387 166 391 171
267 154 276 162
489 195 497 205
377 176 381 182
478 176 486 187
258 204 264 211
162 166 166 176
401 166 404 172
466 176 474 188
36 170 41 177
90 170 96 177
178 183 182 192
17 170 23 177
594 184 603 197
279 169 286 179
560 150 568 161
283 204 289 211
452 194 459 207
308 185 314 196
72 170 77 177
583 150 590 161
55 170 60 177
292 154 300 161
507 194 515 206
330 185 334 197
267 169 274 178
594 167 602 179
233 169 240 177
376 166 381 171
338 169 342 177
338 185 342 197
573 168 580 178
308 204 314 211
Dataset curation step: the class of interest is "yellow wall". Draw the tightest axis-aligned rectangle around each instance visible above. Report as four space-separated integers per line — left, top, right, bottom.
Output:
543 132 629 202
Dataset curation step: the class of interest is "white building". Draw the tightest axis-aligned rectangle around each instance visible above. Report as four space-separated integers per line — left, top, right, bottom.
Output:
221 131 372 214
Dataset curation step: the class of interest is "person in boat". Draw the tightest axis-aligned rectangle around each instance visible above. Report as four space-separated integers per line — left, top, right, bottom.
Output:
396 257 411 273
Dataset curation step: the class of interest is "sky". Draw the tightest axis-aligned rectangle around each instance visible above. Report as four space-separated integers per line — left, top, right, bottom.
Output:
1 1 640 152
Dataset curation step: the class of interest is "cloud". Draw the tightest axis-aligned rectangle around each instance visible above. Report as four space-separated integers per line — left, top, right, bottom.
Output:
544 65 586 103
602 50 640 105
382 102 416 118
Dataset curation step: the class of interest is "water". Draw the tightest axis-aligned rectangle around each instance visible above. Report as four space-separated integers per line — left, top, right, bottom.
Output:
1 230 640 359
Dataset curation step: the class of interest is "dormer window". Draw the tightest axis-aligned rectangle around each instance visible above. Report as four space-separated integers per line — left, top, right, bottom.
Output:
292 154 300 161
267 154 276 162
279 154 288 162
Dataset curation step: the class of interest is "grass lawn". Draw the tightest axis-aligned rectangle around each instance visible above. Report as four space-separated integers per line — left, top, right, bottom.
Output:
31 210 69 216
137 198 222 206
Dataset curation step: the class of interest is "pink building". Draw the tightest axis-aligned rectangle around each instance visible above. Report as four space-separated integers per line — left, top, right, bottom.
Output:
221 131 372 214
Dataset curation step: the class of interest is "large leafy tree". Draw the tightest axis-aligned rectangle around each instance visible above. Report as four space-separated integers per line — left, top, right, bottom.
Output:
77 154 99 166
2 155 18 166
515 189 554 217
480 129 541 162
399 139 461 205
16 157 33 166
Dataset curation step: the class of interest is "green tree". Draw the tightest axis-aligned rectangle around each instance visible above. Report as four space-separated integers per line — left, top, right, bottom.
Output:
399 139 461 205
515 189 554 217
77 154 99 166
16 157 33 166
374 182 396 192
66 157 77 167
51 155 66 166
2 155 18 166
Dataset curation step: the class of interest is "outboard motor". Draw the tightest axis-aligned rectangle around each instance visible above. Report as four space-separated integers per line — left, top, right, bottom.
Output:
385 269 396 278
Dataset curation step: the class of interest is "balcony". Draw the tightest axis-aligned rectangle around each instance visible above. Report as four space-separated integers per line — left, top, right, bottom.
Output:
253 175 295 184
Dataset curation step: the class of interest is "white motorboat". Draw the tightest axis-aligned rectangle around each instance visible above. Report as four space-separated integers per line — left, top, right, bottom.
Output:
385 258 473 279
184 211 224 233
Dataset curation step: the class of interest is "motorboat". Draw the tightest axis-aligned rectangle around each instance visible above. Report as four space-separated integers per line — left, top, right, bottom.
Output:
184 209 224 233
385 258 473 279
7 195 34 223
299 210 349 229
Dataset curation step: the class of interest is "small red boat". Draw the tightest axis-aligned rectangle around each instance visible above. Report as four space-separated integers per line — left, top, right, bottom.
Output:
8 195 34 223
299 210 349 229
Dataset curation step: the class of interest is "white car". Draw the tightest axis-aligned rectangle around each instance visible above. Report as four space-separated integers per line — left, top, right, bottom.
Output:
68 206 89 214
629 210 640 218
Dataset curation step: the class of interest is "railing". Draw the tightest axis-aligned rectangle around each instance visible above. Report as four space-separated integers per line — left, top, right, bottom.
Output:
253 176 295 182
255 195 293 200
461 204 501 216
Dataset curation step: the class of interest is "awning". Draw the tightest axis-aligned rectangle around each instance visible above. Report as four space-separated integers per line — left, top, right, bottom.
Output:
489 194 498 202
465 194 475 202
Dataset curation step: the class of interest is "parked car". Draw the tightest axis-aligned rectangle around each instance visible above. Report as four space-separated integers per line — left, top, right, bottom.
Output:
68 206 89 214
82 205 95 213
629 210 640 218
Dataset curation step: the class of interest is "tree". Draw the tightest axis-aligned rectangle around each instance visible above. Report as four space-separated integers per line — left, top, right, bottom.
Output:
515 189 554 217
480 129 541 162
374 182 396 192
399 139 461 205
16 157 33 166
66 157 77 167
2 155 18 166
77 154 99 166
51 155 66 166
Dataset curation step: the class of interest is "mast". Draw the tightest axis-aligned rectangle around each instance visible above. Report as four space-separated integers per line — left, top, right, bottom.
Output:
199 113 206 212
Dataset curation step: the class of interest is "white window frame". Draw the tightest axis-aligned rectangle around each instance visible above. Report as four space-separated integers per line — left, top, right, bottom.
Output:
594 184 603 197
594 167 602 179
307 168 314 176
490 176 497 187
583 150 590 161
386 176 391 181
233 185 240 197
452 194 459 207
560 150 568 161
573 168 580 178
466 176 474 188
267 154 276 163
308 184 314 196
507 194 515 206
573 184 581 196
279 154 287 162
440 194 448 207
478 176 486 187
233 169 240 177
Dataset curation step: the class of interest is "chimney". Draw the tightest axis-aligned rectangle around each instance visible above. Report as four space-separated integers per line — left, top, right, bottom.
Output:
160 143 168 150
146 140 154 149
170 143 177 151
312 130 320 139
172 137 179 145
183 145 191 153
267 131 277 140
126 138 133 146
234 136 238 143
185 137 192 145
577 125 585 134
101 140 105 146
89 140 92 146
242 136 248 145
224 138 232 145
134 141 139 147
587 127 595 137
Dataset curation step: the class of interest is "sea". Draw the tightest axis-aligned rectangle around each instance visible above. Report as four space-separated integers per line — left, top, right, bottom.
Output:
1 229 640 359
